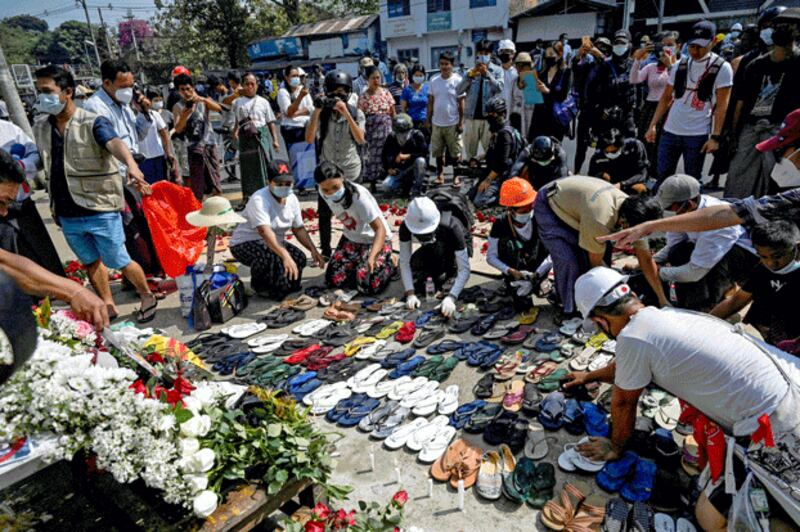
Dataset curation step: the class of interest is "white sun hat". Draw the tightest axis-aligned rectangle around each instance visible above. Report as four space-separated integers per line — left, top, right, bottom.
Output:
185 196 246 228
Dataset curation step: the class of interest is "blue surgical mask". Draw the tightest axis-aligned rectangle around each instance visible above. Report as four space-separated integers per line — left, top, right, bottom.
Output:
270 184 292 198
289 77 301 88
323 186 346 203
612 44 629 57
768 248 800 275
512 211 533 225
36 93 65 115
761 28 774 46
477 55 491 65
413 75 425 84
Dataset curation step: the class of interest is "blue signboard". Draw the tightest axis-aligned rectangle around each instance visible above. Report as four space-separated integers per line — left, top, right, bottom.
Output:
427 11 451 32
248 37 303 60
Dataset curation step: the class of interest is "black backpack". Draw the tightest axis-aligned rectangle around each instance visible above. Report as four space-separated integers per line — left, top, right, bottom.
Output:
673 55 725 103
426 189 475 257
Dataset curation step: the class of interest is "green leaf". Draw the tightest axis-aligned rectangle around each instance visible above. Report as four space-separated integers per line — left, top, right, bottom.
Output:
267 424 282 438
358 500 367 511
275 469 288 483
174 407 193 424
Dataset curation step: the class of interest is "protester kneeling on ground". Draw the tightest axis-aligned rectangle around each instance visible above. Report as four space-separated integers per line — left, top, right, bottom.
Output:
316 161 396 295
509 135 569 191
400 197 470 317
381 113 427 197
565 267 800 532
711 219 800 346
486 178 550 310
468 96 523 208
588 127 650 194
651 173 759 311
229 159 325 299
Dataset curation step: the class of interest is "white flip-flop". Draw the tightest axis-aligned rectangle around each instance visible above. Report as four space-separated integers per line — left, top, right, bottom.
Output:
293 319 333 337
559 317 583 336
354 316 386 334
437 385 460 415
400 381 440 408
557 443 579 472
388 377 428 401
588 352 614 372
419 425 457 463
334 289 358 303
601 340 617 353
411 389 446 417
356 339 387 360
346 363 383 389
569 346 597 371
247 333 289 347
368 376 411 399
676 517 697 532
558 440 605 472
654 513 676 532
384 418 429 450
303 381 349 406
352 369 389 394
223 322 267 339
406 415 450 451
656 398 681 431
310 387 352 415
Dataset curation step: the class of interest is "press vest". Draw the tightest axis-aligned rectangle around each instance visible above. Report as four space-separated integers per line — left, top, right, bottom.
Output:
33 107 123 212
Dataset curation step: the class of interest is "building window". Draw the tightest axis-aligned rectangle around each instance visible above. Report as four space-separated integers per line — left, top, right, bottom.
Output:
397 48 420 63
469 0 496 7
427 0 450 13
388 0 411 17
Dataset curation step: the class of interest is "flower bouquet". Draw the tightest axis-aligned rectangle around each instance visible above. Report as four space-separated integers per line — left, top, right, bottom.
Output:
283 491 408 532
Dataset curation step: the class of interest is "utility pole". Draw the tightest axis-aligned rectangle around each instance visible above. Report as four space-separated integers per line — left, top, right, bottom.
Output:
0 44 33 138
97 7 114 59
78 0 102 69
657 0 666 31
124 9 145 83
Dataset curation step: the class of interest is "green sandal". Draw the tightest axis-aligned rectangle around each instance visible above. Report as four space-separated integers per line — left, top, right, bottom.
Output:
413 355 444 378
537 369 569 392
526 462 556 509
430 356 459 382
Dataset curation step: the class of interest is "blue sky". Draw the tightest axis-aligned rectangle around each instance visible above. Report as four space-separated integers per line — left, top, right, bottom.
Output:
4 1 159 30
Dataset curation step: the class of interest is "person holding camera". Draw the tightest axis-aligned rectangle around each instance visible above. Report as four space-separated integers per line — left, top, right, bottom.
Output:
232 72 281 203
305 70 366 258
173 73 224 200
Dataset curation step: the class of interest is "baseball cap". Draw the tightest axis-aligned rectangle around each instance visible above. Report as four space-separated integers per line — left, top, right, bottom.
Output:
268 159 294 181
172 65 190 78
498 39 516 52
359 57 374 68
614 29 631 44
688 21 716 47
657 174 701 208
757 109 800 152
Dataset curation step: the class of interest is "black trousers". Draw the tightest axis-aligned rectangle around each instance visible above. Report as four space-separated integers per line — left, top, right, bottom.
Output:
410 242 457 294
573 111 593 174
230 240 307 299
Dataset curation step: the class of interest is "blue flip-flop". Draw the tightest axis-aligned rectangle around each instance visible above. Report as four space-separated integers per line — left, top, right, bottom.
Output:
597 451 640 493
448 399 486 429
477 347 504 370
538 392 566 431
380 348 416 368
534 333 563 353
426 340 466 355
414 310 436 327
339 396 381 427
465 341 501 366
620 458 657 502
325 394 366 423
563 399 585 435
387 355 426 379
288 371 320 399
582 402 610 437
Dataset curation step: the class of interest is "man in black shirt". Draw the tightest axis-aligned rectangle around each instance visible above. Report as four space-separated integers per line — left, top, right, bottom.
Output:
381 113 427 197
589 128 650 194
725 8 800 198
510 136 569 191
711 220 800 345
469 97 521 208
587 30 636 138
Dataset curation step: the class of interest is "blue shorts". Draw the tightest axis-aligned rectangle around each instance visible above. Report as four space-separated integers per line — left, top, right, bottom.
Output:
59 212 132 270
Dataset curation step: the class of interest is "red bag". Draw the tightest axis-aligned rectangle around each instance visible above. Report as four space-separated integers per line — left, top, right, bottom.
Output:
142 182 207 278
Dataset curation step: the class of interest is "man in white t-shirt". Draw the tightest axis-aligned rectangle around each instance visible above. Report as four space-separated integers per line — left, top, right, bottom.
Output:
566 267 800 530
651 174 759 310
427 51 465 185
645 21 733 183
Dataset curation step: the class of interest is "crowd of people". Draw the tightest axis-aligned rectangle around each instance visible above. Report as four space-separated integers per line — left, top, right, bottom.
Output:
1 6 800 530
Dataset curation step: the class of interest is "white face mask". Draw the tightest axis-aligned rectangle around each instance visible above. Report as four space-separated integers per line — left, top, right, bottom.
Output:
771 149 800 187
761 28 774 46
772 258 800 275
36 93 65 115
413 75 425 84
605 149 622 160
612 44 629 57
115 87 134 105
152 101 164 110
512 211 533 225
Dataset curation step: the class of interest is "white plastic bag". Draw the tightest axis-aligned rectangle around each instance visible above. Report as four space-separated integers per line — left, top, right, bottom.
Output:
728 472 766 532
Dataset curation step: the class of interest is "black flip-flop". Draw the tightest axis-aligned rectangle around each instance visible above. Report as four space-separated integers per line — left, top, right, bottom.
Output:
448 315 481 334
473 373 494 399
471 313 498 336
413 326 445 348
135 295 158 324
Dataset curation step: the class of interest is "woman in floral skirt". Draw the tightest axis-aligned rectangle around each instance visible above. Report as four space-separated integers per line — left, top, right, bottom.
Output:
315 161 395 295
358 66 396 188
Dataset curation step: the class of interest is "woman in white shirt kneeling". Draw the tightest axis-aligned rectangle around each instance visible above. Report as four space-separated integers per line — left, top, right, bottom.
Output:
315 161 396 295
230 159 325 299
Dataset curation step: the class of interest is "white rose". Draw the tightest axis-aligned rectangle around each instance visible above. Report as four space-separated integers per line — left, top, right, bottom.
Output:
192 490 218 518
185 474 209 493
157 415 176 432
191 386 217 408
180 414 211 438
182 396 203 414
186 448 215 473
179 438 200 457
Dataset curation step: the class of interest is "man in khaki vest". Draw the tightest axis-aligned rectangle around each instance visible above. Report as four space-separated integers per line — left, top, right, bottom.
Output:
33 65 158 323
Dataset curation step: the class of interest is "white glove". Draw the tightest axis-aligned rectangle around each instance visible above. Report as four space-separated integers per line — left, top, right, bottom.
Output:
510 279 534 297
406 294 421 310
519 270 534 280
440 296 457 317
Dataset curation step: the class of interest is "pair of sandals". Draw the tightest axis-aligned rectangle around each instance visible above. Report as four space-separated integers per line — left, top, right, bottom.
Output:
247 333 290 354
379 348 416 369
448 399 486 430
597 451 658 503
260 308 306 329
500 325 537 346
387 355 426 379
558 436 607 473
286 371 322 401
292 319 333 337
346 363 389 394
222 322 267 339
540 480 606 531
325 393 381 427
476 445 517 501
413 355 459 382
484 411 529 454
431 439 483 489
280 294 318 311
317 358 368 383
303 382 352 414
385 415 456 463
412 326 446 349
502 457 556 508
360 400 412 439
284 344 329 365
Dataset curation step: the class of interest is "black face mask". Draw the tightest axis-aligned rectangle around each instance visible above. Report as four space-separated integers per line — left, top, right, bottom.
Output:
772 25 796 48
488 115 504 132
499 53 513 63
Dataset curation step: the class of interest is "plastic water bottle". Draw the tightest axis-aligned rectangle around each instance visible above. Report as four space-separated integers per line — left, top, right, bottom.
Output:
669 282 678 305
425 277 435 302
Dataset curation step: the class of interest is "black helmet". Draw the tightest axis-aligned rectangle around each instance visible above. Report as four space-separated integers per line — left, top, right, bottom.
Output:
759 6 787 28
486 96 507 116
601 128 623 148
324 70 353 94
531 136 555 162
393 113 413 133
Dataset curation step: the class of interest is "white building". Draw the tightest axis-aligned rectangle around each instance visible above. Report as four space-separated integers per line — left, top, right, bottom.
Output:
380 0 512 71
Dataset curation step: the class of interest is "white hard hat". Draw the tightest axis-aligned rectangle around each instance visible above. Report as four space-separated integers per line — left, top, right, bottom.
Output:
574 267 631 319
731 22 743 32
405 197 440 235
498 39 516 52
297 67 306 76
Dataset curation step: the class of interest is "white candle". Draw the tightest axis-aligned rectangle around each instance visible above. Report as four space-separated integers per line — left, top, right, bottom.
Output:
428 478 434 498
394 466 402 484
369 447 375 472
457 479 465 511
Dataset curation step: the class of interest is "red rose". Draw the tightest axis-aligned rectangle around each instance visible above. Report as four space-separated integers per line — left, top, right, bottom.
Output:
172 375 196 395
392 490 408 507
146 352 165 365
394 219 402 226
152 385 167 401
129 380 148 395
476 211 486 222
346 510 356 526
488 216 496 223
305 520 326 532
379 203 390 212
164 388 184 406
312 502 330 520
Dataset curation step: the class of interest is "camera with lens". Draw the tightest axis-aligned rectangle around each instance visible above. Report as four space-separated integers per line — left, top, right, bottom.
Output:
314 94 344 109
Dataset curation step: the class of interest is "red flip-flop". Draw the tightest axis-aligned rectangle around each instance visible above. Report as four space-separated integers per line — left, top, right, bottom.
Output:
395 321 417 344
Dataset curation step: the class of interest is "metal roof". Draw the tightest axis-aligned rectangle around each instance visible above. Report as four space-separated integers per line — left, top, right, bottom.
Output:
510 0 617 19
284 14 379 38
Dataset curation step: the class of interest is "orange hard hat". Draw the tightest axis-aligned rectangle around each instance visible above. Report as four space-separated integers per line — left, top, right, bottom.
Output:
499 177 537 207
172 65 190 78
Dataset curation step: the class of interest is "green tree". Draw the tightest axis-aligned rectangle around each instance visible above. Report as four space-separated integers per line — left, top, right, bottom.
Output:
4 15 49 33
34 21 97 66
0 23 40 64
